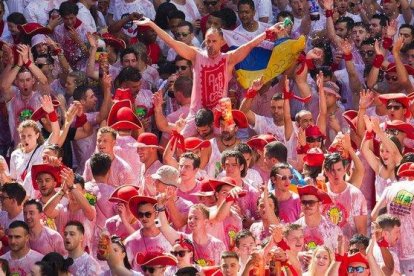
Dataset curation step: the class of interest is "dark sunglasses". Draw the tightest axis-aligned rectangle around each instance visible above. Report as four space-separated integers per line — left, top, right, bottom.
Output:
204 1 218 6
348 248 360 254
347 266 367 273
170 250 189 257
175 65 188 71
306 136 323 143
359 50 374 57
37 63 50 69
141 266 161 273
175 32 190 38
385 74 398 81
137 211 153 218
276 174 294 181
301 199 319 206
386 105 402 111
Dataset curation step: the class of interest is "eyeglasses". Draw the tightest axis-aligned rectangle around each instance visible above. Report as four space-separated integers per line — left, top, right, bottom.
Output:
204 1 218 6
170 250 190 257
300 200 319 206
276 174 294 181
385 128 401 136
385 74 398 81
306 136 323 143
348 248 360 254
359 50 374 57
175 32 190 38
137 211 153 218
386 105 402 111
141 266 165 273
175 65 188 71
347 266 367 273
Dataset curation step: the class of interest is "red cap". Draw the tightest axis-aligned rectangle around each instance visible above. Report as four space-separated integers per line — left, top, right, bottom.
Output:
128 195 157 219
101 33 126 50
113 88 134 103
18 23 52 37
209 177 238 191
246 134 277 152
137 25 153 33
191 179 215 197
379 93 411 118
303 148 325 167
385 120 414 139
107 100 142 130
213 110 248 128
31 164 62 190
343 110 358 132
131 133 163 149
31 100 60 121
305 125 325 138
346 252 369 267
182 137 211 151
386 63 414 75
109 185 140 203
297 185 332 204
397 162 414 178
135 252 177 267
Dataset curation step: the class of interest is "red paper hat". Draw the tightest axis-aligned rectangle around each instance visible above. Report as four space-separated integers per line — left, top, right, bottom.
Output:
303 148 325 167
386 63 414 75
131 133 163 149
135 252 177 267
343 110 358 132
101 33 126 50
128 195 157 219
305 125 325 138
379 93 411 118
346 252 369 267
31 164 62 190
109 185 140 203
191 179 215 197
107 100 142 130
31 100 60 121
246 134 277 152
297 185 332 204
18 23 52 37
209 177 238 191
385 120 414 139
113 88 134 103
183 137 211 151
137 25 152 33
397 162 414 178
213 110 248 128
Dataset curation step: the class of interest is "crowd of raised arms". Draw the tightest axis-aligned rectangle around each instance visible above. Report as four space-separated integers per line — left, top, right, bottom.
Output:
0 0 414 275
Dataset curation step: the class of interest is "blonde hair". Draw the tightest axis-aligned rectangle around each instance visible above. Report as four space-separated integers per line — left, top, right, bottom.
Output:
307 246 333 276
18 120 44 150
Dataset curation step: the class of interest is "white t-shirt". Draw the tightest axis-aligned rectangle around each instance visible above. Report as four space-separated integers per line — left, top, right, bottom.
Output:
170 0 201 22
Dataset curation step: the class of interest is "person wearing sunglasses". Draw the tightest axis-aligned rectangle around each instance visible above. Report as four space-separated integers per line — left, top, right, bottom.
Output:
135 252 177 276
174 57 193 78
297 125 325 172
378 93 411 122
167 21 195 62
166 237 198 275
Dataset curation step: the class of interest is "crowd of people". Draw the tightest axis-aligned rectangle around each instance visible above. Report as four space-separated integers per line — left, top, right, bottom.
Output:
0 0 413 275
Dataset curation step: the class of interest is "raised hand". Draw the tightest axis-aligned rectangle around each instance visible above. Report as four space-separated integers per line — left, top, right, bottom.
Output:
86 32 98 49
371 116 381 133
322 0 334 10
133 17 151 26
251 76 264 91
152 90 164 112
316 71 324 91
16 44 30 64
374 39 385 56
393 36 405 54
65 103 78 124
338 38 353 55
101 73 112 91
385 20 398 38
306 47 323 60
41 95 55 113
359 89 374 109
363 115 373 133
60 167 75 189
269 224 284 243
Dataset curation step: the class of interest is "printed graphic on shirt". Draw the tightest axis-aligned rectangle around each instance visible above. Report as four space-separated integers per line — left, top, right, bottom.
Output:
304 236 324 251
200 58 226 109
17 108 34 123
390 190 414 216
324 202 349 227
195 258 214 267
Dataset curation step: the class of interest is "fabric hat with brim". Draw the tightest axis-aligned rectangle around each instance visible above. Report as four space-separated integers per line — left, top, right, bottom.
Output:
303 148 325 167
101 33 126 50
31 100 60 121
191 179 215 197
246 134 277 152
31 34 48 47
305 125 325 138
107 100 142 130
182 137 211 151
113 88 134 103
136 252 177 267
379 93 411 118
323 81 341 99
128 195 157 219
209 177 238 191
18 23 52 37
343 110 358 132
31 164 62 190
397 162 414 178
109 185 140 203
386 63 414 75
297 185 332 204
131 133 163 149
213 109 248 128
346 252 369 267
151 165 179 187
385 120 414 139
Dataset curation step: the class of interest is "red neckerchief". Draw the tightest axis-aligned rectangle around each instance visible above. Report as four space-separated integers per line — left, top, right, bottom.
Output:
64 18 82 31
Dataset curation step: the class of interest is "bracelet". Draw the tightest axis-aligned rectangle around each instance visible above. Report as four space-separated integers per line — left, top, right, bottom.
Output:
382 37 393 50
365 131 375 140
154 204 166 212
245 88 258 99
13 64 21 70
48 110 58 122
297 144 310 154
334 253 344 262
265 29 277 41
373 55 384 68
343 53 353 61
75 114 87 128
325 9 334 17
24 60 32 68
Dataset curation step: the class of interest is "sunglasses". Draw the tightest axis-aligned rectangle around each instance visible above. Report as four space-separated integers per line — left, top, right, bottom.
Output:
385 128 400 136
359 50 374 57
175 65 188 71
348 248 360 254
204 0 218 5
175 32 190 38
347 266 367 273
170 250 189 257
141 266 164 273
137 211 153 218
276 174 294 181
385 74 398 81
37 63 51 69
306 136 323 143
300 199 319 206
386 105 402 111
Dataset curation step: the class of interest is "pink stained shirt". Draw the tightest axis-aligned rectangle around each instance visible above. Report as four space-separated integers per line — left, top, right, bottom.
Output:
0 211 24 230
69 252 101 276
1 249 44 276
177 181 202 204
185 233 226 267
29 226 66 256
277 192 301 223
250 221 271 244
323 183 367 240
105 214 141 240
237 181 261 220
114 135 143 185
83 155 135 187
295 216 343 251
138 160 163 197
207 206 242 250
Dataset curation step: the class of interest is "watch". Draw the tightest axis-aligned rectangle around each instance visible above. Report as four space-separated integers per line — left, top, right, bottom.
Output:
154 204 166 212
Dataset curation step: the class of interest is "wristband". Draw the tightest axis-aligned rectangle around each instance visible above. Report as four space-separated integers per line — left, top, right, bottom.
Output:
373 55 384 68
325 9 334 18
225 190 247 202
297 144 310 154
335 253 344 262
305 58 316 70
24 60 32 68
265 29 277 41
343 53 353 61
276 240 290 251
75 113 87 128
245 88 258 99
382 37 393 50
377 238 389 248
47 110 58 122
13 64 22 70
365 131 375 140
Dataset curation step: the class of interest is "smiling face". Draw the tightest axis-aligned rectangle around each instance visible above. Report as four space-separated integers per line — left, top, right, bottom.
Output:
36 172 57 197
187 207 208 232
23 204 41 229
285 229 304 253
96 132 116 155
314 248 330 270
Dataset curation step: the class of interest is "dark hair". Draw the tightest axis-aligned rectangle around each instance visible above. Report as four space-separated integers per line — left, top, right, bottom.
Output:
237 0 255 10
235 229 255 247
335 16 354 31
221 150 247 177
168 10 185 21
65 220 85 235
42 252 73 274
90 152 112 177
174 76 192 98
117 66 142 84
74 174 85 189
177 21 194 33
23 199 43 213
8 220 29 234
349 234 370 248
180 152 201 169
72 85 90 101
59 1 79 17
353 21 368 31
34 261 55 276
257 192 279 217
400 24 414 37
1 182 26 205
195 108 214 127
0 258 10 276
111 236 132 269
303 164 323 179
271 92 284 101
376 214 401 230
396 153 414 179
220 8 237 29
323 152 347 172
234 143 253 155
264 141 287 163
175 56 192 66
361 37 375 47
270 163 291 178
44 144 64 158
155 2 178 30
6 12 27 25
221 251 239 261
120 48 138 62
372 13 389 27
277 11 294 24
